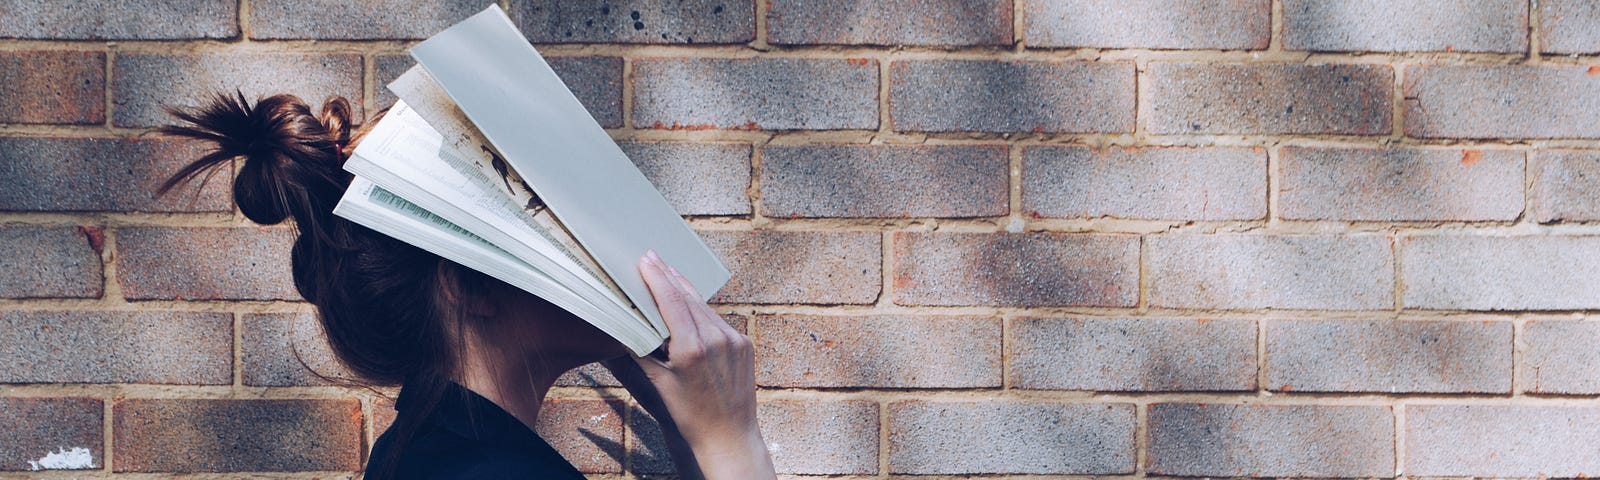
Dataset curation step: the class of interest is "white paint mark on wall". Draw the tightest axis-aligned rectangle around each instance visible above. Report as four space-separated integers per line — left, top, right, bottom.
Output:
588 412 610 423
28 447 95 471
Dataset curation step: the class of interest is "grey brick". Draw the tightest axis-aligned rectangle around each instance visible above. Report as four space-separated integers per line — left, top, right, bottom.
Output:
1284 0 1527 53
621 141 751 216
0 137 229 213
1401 235 1600 310
0 226 102 299
1534 150 1600 222
117 227 300 301
0 0 236 40
1148 235 1394 310
891 60 1135 133
241 312 353 387
553 362 622 387
761 144 1008 218
769 0 1011 46
533 399 625 473
894 232 1140 307
1407 405 1600 477
888 402 1135 474
634 57 878 130
113 53 362 128
1010 317 1257 391
1280 147 1525 221
511 0 754 44
1023 146 1266 221
759 401 879 474
0 398 102 471
1539 0 1600 54
700 230 881 304
1523 320 1600 394
1148 403 1394 477
373 55 413 109
754 315 1001 388
0 51 104 124
1405 65 1600 139
113 399 361 472
1148 63 1393 135
0 310 232 384
1266 319 1511 393
1024 0 1268 50
250 0 480 40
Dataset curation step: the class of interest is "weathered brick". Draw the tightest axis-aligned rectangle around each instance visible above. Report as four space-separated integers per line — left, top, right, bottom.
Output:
754 315 1000 388
1148 63 1393 135
634 58 877 130
534 399 624 473
113 53 362 128
1407 405 1600 477
373 55 413 110
894 232 1138 307
1023 146 1266 221
250 0 479 40
549 57 624 129
0 226 102 299
1405 65 1600 139
512 0 754 44
1266 319 1511 393
1534 150 1600 222
0 0 236 40
625 406 677 474
759 400 878 475
241 312 352 387
1010 317 1257 391
0 137 229 213
1539 0 1600 54
768 0 1011 46
0 310 232 384
554 362 622 387
1401 236 1600 310
888 402 1135 474
1148 235 1394 310
117 227 299 301
1523 320 1600 394
0 398 102 471
700 230 880 305
113 398 361 472
0 51 103 124
1024 0 1268 50
1148 403 1394 477
1284 0 1527 53
761 144 1009 218
1280 147 1524 221
621 141 751 216
891 60 1135 133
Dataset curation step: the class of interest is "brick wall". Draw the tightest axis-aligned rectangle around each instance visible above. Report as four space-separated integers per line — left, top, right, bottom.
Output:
3 0 1599 477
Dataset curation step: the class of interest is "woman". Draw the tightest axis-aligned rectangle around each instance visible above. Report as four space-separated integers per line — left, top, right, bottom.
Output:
158 92 776 479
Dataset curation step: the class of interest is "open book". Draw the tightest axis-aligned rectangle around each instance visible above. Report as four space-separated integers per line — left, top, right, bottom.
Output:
332 5 730 356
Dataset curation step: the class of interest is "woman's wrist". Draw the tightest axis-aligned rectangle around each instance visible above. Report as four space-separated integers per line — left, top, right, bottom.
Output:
688 426 775 480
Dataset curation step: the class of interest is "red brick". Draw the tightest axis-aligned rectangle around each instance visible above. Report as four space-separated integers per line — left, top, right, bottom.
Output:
1023 146 1266 221
895 232 1139 307
1522 320 1600 394
1148 63 1393 135
1407 405 1600 477
760 400 878 474
1148 235 1394 310
0 310 231 384
1284 0 1527 53
112 53 362 128
0 397 102 471
634 58 878 130
0 51 103 124
622 141 751 216
700 230 881 305
0 226 103 299
1280 147 1524 221
112 398 362 472
1148 403 1394 477
768 0 1011 46
1024 0 1268 50
1539 0 1600 54
117 227 299 301
534 398 624 473
754 315 1000 388
0 137 229 213
1534 150 1600 222
888 401 1135 474
1405 65 1600 139
761 144 1009 218
250 0 479 40
241 312 352 387
0 0 235 40
1400 236 1600 310
891 60 1135 133
1010 317 1257 391
1266 319 1511 393
512 0 755 44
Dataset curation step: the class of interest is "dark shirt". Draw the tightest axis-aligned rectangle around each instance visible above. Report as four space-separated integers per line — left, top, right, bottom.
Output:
368 380 586 479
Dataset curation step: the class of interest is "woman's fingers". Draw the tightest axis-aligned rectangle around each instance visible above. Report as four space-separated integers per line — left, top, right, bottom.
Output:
640 250 702 352
664 264 741 338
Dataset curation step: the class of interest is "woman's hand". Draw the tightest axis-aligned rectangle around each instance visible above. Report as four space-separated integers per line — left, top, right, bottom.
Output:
622 250 775 480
